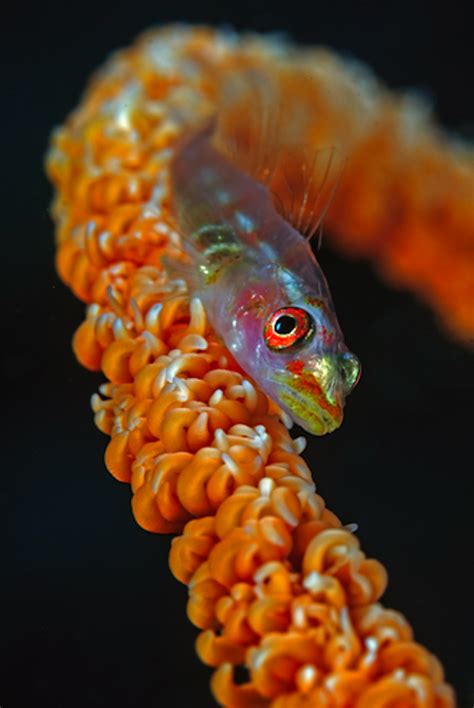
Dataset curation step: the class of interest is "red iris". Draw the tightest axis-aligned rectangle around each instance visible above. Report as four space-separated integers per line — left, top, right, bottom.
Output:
264 307 314 350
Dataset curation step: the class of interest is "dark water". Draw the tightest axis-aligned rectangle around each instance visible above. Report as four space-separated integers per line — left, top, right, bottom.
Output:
3 1 473 706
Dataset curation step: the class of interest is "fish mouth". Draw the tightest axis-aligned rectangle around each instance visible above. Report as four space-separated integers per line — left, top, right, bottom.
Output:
274 373 344 435
279 387 343 435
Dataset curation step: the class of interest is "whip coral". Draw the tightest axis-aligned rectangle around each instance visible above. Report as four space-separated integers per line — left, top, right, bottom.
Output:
45 25 463 706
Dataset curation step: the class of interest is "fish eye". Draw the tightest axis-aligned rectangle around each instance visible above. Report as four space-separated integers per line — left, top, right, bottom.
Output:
264 307 315 351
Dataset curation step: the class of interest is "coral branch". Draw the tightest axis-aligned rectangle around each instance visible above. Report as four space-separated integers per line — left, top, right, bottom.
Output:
46 25 458 706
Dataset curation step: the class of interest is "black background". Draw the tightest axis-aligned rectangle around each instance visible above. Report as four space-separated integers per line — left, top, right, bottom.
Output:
2 1 473 706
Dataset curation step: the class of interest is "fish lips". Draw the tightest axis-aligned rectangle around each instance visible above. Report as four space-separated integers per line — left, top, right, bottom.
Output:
273 373 344 435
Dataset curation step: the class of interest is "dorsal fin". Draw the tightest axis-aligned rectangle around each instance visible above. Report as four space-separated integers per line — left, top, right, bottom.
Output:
212 64 344 241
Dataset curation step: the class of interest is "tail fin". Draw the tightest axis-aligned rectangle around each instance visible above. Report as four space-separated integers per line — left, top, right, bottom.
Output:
212 64 344 241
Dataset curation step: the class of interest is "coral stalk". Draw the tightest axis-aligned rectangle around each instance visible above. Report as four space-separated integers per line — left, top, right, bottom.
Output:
46 25 459 706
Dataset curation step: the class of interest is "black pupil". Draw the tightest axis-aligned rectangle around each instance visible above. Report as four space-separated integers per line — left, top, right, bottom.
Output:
275 314 297 335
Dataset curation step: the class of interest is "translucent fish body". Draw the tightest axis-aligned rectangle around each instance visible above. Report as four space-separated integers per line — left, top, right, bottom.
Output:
170 129 360 434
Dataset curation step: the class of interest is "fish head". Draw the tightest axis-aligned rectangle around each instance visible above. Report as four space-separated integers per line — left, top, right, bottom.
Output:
260 297 361 435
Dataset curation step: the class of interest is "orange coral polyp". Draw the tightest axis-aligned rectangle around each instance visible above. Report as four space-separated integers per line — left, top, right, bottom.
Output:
46 25 457 707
